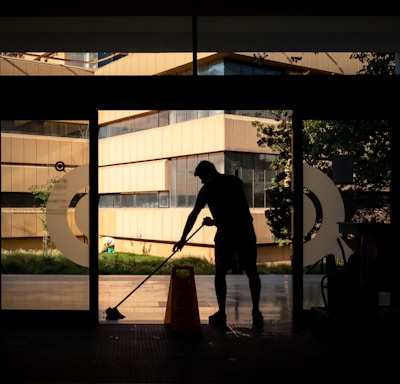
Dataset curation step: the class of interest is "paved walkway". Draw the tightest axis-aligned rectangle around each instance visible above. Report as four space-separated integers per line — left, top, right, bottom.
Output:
2 274 325 323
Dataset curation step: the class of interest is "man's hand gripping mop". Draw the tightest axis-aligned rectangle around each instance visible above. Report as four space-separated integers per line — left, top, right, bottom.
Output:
105 216 214 320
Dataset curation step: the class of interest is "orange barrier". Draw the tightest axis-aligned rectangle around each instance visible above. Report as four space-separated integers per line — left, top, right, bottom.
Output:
164 266 201 333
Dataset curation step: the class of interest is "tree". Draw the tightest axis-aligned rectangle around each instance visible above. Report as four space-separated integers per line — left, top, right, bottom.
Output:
253 115 392 246
350 52 395 75
29 178 59 255
252 51 395 246
253 111 293 245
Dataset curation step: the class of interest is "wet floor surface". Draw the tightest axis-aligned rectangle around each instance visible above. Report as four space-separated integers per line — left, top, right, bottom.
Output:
99 274 325 324
2 274 325 323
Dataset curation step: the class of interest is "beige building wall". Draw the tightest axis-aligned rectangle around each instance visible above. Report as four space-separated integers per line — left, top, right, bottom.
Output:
2 114 279 252
98 201 273 247
1 51 361 78
99 114 275 167
94 51 361 77
98 206 277 260
2 51 308 261
97 113 277 252
1 133 89 169
1 133 89 239
2 208 84 238
1 133 88 193
104 237 292 265
94 52 213 76
98 110 150 124
99 160 169 193
0 55 94 76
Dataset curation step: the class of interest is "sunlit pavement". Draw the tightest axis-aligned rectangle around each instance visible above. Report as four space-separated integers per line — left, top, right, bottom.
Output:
1 273 325 323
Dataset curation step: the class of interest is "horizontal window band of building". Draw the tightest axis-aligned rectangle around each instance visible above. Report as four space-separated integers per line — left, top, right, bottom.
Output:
1 192 85 208
1 109 275 138
99 192 170 208
1 120 89 138
3 152 276 209
99 110 275 139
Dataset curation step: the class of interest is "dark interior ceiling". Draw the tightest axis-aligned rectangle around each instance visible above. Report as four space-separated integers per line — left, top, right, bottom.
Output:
1 0 393 16
1 3 394 16
1 5 399 52
1 6 399 118
1 75 399 121
1 15 399 52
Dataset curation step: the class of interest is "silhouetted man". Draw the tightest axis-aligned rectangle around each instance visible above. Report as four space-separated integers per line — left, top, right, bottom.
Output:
173 160 263 328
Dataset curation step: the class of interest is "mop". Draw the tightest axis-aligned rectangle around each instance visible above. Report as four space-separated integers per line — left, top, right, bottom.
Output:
105 217 213 320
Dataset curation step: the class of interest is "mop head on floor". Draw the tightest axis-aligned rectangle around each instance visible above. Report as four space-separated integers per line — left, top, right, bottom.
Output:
105 307 126 320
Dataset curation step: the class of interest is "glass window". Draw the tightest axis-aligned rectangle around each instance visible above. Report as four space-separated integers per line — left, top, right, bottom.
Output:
1 192 39 208
168 110 177 125
159 192 169 208
158 110 169 127
136 193 158 208
197 110 210 118
175 158 187 207
175 110 187 124
170 158 177 207
135 114 157 131
225 61 242 75
185 110 198 122
254 169 266 207
223 152 276 208
241 168 254 207
186 157 198 203
198 60 224 76
1 119 90 315
121 193 134 207
1 120 88 138
113 194 121 208
99 195 112 208
208 110 224 117
225 152 242 176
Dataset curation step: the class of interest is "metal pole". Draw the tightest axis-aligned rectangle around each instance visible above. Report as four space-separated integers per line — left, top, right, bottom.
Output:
192 16 197 76
291 110 304 326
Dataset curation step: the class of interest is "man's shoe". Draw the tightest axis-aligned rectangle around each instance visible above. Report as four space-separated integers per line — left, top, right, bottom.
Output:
208 311 227 327
252 310 264 329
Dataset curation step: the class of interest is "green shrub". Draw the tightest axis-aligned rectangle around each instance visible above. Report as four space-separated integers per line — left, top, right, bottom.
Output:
1 249 292 275
1 249 88 274
98 253 216 275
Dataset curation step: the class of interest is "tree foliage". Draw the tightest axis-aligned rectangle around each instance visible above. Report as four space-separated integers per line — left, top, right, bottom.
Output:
28 178 59 231
252 51 395 246
253 111 293 245
253 115 392 246
350 52 396 75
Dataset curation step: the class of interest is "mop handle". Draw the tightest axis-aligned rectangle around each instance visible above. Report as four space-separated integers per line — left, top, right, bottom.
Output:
113 223 205 309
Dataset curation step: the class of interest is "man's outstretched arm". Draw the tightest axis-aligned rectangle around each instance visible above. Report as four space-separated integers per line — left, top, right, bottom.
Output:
172 209 201 252
172 212 214 252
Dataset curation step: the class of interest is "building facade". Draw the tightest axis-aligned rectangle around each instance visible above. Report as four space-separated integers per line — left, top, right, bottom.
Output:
1 51 362 264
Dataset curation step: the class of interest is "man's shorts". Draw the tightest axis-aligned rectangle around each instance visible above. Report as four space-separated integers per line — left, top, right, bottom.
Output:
214 227 257 271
